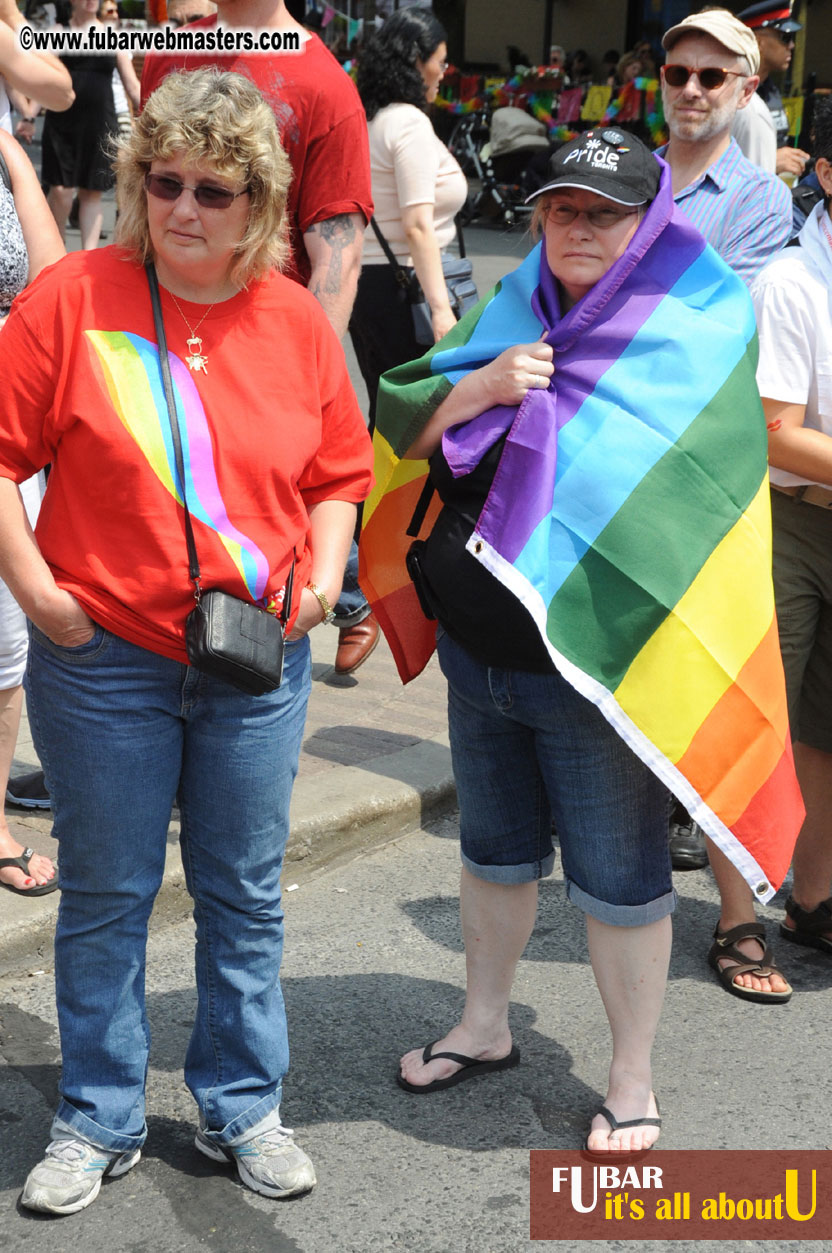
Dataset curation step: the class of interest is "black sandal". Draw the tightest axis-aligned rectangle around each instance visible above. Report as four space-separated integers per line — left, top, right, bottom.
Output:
780 895 832 954
0 848 59 897
707 922 791 1004
583 1097 662 1161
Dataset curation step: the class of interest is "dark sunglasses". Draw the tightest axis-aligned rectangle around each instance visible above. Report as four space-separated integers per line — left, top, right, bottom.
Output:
663 63 745 90
762 26 795 45
144 172 249 210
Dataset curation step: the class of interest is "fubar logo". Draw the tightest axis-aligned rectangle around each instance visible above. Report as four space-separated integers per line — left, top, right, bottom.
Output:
530 1151 830 1241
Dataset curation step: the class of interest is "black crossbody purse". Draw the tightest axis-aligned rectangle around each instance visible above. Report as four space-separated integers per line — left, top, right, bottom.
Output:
369 216 479 347
146 263 292 696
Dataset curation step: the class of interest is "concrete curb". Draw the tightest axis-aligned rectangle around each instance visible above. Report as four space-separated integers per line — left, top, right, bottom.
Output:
0 736 456 979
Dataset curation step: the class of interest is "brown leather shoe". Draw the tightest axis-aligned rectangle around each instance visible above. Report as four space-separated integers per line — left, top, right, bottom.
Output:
335 613 380 675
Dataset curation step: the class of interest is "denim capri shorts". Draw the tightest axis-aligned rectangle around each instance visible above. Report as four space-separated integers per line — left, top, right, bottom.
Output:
437 630 675 927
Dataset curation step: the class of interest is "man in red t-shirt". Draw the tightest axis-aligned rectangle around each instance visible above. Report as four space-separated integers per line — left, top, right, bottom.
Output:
141 0 372 340
142 0 381 669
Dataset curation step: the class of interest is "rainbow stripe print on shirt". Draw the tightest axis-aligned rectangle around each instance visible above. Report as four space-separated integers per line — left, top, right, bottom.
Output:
360 164 804 902
86 329 269 602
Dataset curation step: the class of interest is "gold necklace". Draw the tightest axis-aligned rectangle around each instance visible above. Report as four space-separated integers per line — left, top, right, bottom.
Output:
169 292 216 374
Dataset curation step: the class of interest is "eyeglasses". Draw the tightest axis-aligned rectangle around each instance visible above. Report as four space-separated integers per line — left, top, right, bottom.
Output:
144 172 249 210
544 203 640 230
663 64 745 90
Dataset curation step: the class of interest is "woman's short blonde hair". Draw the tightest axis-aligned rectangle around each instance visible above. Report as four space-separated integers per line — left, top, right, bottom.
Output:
115 68 291 286
530 195 550 241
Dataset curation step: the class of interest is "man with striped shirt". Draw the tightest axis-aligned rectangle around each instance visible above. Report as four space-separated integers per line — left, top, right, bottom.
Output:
658 7 792 288
658 8 793 1003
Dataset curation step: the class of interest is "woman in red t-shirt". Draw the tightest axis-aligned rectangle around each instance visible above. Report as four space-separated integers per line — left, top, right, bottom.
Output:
0 69 372 1216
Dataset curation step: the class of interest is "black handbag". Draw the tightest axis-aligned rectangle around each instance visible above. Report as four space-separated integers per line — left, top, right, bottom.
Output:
370 216 479 347
146 263 292 696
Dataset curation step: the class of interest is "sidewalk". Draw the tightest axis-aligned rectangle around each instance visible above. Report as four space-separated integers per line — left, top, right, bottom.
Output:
0 627 453 976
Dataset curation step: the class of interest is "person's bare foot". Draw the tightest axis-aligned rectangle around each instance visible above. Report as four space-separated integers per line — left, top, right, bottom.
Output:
586 1086 660 1155
0 830 55 892
398 1024 513 1088
715 926 790 996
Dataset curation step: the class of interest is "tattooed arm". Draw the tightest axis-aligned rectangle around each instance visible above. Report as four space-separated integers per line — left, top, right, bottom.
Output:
304 212 365 340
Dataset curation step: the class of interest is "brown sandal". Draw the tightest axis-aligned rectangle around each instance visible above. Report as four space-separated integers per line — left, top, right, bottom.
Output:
780 895 832 954
707 922 792 1004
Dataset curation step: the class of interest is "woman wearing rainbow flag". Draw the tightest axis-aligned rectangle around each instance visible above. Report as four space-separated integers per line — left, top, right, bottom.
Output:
359 128 803 1154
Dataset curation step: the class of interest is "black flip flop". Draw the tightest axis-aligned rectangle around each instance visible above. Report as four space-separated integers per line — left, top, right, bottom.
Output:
583 1097 662 1163
396 1041 520 1094
0 848 59 897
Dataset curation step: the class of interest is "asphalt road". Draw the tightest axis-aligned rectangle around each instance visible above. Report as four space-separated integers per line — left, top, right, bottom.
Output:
0 813 829 1253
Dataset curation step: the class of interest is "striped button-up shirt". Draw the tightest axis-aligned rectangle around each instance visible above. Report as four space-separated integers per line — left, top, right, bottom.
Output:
657 138 792 288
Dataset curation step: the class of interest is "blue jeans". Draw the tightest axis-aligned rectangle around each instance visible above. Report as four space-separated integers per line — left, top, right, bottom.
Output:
437 631 675 926
26 624 311 1153
333 540 371 626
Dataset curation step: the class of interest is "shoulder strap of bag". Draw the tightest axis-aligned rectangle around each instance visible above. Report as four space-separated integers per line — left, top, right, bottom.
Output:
370 216 412 288
455 214 466 259
145 262 293 624
0 150 11 194
146 262 203 598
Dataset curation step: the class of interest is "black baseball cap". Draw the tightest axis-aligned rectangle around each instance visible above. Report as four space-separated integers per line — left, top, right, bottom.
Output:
525 129 661 207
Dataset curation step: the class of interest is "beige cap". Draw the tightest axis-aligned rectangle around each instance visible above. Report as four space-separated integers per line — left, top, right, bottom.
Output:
662 8 761 75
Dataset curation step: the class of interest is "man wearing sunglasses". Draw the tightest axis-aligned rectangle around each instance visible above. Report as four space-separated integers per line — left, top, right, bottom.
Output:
658 8 794 1005
658 8 792 287
738 0 810 178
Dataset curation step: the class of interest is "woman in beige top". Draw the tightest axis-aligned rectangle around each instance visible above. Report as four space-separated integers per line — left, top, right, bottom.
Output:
339 8 467 658
349 6 467 424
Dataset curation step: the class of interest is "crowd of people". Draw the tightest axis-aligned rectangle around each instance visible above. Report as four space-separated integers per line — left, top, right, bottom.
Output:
0 0 829 1225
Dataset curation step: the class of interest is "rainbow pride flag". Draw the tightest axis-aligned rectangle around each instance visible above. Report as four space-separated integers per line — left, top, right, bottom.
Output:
360 165 803 901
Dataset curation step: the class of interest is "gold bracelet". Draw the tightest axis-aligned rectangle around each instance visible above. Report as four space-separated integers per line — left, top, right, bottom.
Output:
306 581 335 625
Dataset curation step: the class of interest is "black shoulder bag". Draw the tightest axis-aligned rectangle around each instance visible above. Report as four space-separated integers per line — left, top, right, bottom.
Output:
369 216 479 347
146 263 292 696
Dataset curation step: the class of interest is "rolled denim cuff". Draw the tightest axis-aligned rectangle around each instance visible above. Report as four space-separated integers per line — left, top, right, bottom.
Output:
461 848 556 884
566 879 678 927
52 1106 146 1154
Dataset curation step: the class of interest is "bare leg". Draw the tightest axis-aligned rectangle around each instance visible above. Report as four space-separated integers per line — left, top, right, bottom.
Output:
784 742 832 935
0 685 54 890
585 914 670 1153
77 189 104 251
706 839 790 995
47 185 74 243
398 868 537 1087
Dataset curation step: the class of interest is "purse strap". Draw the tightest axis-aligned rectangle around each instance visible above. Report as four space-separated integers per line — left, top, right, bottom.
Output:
455 214 467 259
369 216 412 288
144 263 294 624
371 213 468 268
146 261 203 600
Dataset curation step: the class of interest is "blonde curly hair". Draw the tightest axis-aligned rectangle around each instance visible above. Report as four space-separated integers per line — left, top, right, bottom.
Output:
115 68 291 287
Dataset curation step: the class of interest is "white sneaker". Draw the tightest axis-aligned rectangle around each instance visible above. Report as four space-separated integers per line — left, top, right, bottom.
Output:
195 1124 316 1198
21 1136 141 1215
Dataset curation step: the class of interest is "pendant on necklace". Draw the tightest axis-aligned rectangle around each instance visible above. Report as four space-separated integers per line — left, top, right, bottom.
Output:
185 335 208 374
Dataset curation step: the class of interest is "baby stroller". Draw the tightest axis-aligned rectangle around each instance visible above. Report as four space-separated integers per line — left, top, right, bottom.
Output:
449 107 550 227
